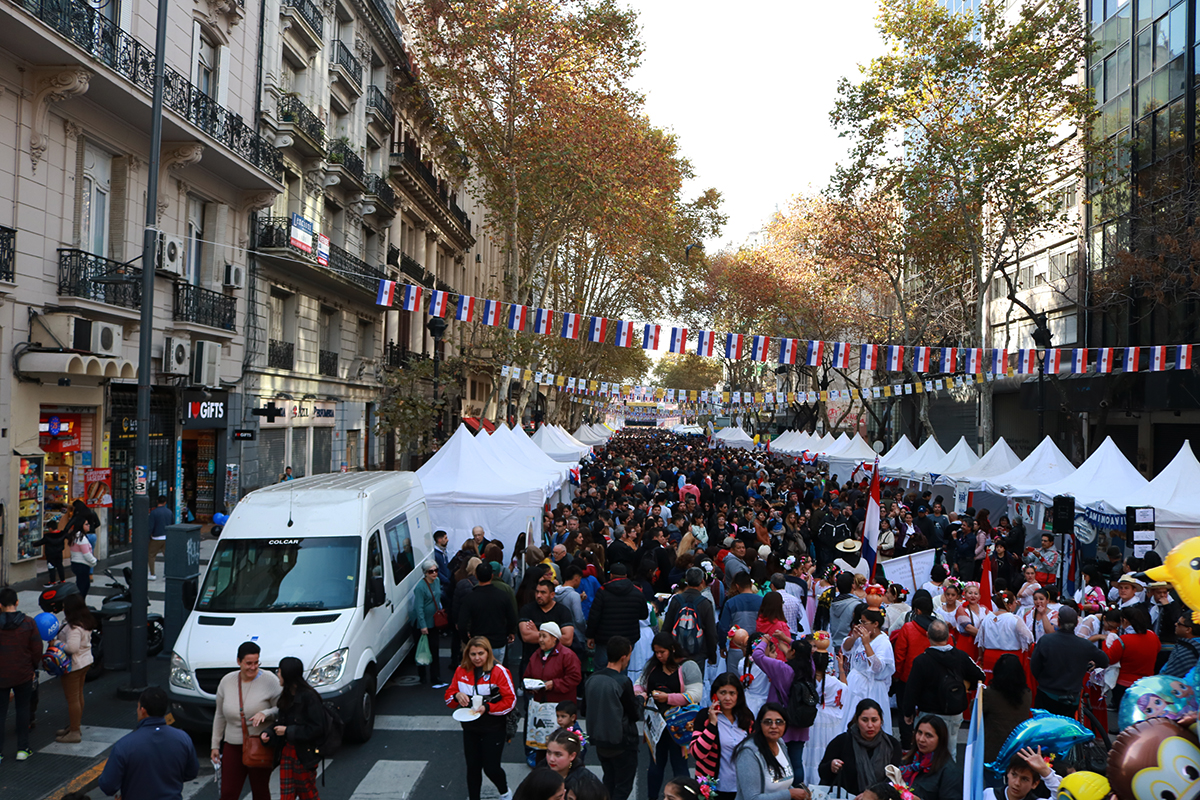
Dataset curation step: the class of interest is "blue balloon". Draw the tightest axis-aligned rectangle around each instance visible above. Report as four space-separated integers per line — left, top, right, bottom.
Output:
212 513 228 526
35 612 60 641
1119 674 1199 729
985 709 1094 778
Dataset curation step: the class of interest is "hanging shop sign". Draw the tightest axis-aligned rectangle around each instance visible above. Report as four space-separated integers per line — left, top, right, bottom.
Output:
181 390 229 429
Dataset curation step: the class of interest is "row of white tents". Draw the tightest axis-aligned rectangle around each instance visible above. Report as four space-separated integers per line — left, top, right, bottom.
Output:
417 423 600 551
775 428 1200 551
571 423 618 446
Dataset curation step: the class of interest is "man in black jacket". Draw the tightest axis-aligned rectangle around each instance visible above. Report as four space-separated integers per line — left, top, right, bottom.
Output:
1029 607 1109 717
586 564 648 670
584 636 638 800
0 587 43 760
902 620 985 753
457 562 518 663
661 567 718 667
606 521 640 574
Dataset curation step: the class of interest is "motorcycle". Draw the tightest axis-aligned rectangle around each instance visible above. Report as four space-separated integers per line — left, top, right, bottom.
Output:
39 568 166 680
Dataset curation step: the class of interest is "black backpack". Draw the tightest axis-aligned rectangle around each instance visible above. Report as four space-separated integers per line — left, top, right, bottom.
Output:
315 700 344 760
933 652 968 714
785 672 819 729
670 595 704 657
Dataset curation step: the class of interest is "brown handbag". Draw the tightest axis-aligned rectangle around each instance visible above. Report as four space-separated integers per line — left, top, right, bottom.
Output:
430 580 449 628
238 678 275 769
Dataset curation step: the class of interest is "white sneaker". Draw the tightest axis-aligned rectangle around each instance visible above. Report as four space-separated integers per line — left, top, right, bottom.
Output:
498 792 512 800
148 574 157 581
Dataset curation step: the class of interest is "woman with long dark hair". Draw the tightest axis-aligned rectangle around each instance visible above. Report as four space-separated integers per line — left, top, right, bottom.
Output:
636 632 702 799
512 767 565 800
544 727 605 799
751 634 812 782
261 656 326 800
755 592 790 640
981 653 1032 764
733 703 807 800
901 715 961 800
817 699 902 796
690 672 754 800
66 518 97 597
839 607 895 733
53 594 94 742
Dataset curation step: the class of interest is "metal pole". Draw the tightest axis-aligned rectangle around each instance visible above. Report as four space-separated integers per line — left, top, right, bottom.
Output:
1038 354 1046 441
126 0 170 693
432 346 440 439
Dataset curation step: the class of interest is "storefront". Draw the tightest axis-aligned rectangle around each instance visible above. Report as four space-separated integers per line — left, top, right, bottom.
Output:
257 397 337 484
109 385 177 553
179 389 228 523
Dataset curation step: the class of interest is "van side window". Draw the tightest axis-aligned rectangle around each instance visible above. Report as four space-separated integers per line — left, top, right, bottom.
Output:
383 513 413 585
367 532 385 587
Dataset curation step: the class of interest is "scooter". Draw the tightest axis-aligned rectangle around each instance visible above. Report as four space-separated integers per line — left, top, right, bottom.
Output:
39 568 166 680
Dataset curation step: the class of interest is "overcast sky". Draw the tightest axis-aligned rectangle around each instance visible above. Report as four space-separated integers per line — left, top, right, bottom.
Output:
628 0 886 253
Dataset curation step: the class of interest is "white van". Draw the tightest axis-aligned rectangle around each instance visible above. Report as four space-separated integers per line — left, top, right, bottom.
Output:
166 472 433 742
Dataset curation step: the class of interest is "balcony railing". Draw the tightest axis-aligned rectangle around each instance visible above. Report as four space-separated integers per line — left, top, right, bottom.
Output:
366 85 394 125
278 95 325 151
0 225 14 282
319 349 339 377
268 339 294 370
401 148 439 193
328 243 386 292
257 216 304 254
174 282 236 331
328 139 365 185
19 0 282 179
364 173 395 212
282 0 323 39
58 249 141 309
384 340 427 368
399 252 426 283
449 199 472 234
331 40 362 89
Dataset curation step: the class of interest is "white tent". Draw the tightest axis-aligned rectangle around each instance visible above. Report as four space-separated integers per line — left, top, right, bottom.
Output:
933 437 1023 490
917 437 980 484
1015 437 1149 523
416 425 545 552
825 435 880 481
881 436 946 481
978 436 1077 495
821 433 851 458
553 425 591 449
489 425 571 486
811 432 838 455
878 435 917 467
1128 442 1200 551
572 424 609 446
473 425 563 499
712 426 755 450
532 424 590 463
773 430 810 455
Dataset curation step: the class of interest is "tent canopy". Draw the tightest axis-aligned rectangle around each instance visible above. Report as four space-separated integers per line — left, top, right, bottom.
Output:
825 435 880 481
878 435 916 467
1129 441 1200 525
918 437 979 483
712 426 755 449
881 436 946 481
532 424 590 462
979 436 1076 495
1016 436 1149 515
934 437 1023 490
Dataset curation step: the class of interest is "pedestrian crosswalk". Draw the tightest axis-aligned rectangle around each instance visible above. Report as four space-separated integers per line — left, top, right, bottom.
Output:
348 761 426 800
38 726 129 758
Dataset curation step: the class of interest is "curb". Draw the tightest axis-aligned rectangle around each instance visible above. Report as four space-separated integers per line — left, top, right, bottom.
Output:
35 755 107 800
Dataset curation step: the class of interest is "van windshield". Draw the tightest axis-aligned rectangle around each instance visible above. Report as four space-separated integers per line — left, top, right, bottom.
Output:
197 537 361 613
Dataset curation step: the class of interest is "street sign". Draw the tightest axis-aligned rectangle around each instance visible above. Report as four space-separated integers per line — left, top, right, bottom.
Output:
232 429 256 441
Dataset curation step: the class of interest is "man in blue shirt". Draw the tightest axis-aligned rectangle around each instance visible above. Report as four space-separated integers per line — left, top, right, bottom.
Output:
147 495 173 581
99 687 198 800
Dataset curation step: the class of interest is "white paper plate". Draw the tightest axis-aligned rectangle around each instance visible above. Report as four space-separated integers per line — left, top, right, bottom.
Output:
453 707 484 722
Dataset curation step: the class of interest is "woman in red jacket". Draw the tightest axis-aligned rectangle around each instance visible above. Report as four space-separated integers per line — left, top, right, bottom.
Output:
1112 606 1160 711
445 636 517 800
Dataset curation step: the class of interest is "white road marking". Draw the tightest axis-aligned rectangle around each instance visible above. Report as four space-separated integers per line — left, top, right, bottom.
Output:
38 725 129 757
349 760 427 800
376 714 589 733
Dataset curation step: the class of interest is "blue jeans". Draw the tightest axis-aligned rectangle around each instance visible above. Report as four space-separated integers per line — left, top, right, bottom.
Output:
72 562 91 597
786 739 806 785
648 730 688 799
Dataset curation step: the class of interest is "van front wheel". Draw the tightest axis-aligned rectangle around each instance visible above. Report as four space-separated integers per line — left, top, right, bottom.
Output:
346 674 376 743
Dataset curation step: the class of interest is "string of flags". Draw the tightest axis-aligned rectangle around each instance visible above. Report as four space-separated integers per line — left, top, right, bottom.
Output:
374 278 1197 375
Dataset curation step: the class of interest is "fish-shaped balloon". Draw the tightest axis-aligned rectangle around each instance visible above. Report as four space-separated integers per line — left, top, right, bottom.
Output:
986 709 1095 778
1141 537 1200 623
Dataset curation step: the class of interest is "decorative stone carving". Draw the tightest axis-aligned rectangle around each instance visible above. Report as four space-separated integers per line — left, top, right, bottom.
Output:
63 119 81 140
127 155 143 176
425 229 439 243
303 168 326 197
241 190 278 213
193 0 243 36
157 142 205 221
454 254 465 266
30 67 90 172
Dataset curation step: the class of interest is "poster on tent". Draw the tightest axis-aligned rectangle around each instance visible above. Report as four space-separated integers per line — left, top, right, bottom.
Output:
1009 498 1044 532
879 548 938 598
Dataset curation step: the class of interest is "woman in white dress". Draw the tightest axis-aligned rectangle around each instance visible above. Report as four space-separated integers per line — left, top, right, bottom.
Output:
976 590 1034 681
883 583 911 634
803 649 849 782
1021 588 1059 645
1017 565 1041 610
840 607 895 734
934 578 963 632
627 604 656 687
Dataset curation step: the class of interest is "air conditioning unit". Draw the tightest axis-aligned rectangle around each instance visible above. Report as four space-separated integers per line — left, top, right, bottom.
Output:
90 321 122 356
192 340 221 387
163 336 191 375
223 263 245 289
160 235 186 276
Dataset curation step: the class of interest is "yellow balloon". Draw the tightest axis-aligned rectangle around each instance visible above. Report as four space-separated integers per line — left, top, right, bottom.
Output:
1057 771 1111 800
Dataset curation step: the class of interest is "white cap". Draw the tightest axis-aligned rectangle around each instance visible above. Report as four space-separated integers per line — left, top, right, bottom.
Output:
539 622 563 640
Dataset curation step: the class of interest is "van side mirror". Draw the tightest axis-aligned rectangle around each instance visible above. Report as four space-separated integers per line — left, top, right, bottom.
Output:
366 575 386 610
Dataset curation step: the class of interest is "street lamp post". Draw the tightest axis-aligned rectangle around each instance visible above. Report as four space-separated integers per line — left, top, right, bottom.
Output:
427 316 448 441
1031 313 1053 440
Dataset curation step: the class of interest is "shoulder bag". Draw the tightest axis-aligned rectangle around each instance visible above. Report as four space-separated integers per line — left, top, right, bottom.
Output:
238 677 276 769
430 580 449 629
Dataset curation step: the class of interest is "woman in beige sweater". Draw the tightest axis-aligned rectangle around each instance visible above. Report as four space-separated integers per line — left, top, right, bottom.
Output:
54 594 94 743
211 641 282 800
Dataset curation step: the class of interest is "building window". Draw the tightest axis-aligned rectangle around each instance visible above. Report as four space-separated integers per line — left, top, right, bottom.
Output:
186 195 205 285
80 144 112 258
358 318 374 358
193 23 219 97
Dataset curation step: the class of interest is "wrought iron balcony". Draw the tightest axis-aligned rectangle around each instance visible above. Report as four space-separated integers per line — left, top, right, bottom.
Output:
19 0 281 179
319 349 339 377
364 173 395 214
174 282 236 331
281 0 323 39
384 340 427 368
0 225 14 282
449 199 471 235
399 252 426 283
400 148 439 193
327 243 386 293
268 339 295 370
331 40 362 91
58 249 141 309
328 139 365 185
278 95 325 154
366 85 394 126
257 216 305 255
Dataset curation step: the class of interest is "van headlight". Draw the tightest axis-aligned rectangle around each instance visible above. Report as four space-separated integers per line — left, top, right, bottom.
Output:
306 649 348 688
169 652 194 690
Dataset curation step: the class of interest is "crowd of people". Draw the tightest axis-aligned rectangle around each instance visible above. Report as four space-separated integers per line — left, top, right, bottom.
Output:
425 427 1186 800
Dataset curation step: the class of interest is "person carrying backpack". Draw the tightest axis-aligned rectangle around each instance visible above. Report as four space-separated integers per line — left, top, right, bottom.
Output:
750 632 816 783
262 657 331 799
660 567 717 669
900 620 985 757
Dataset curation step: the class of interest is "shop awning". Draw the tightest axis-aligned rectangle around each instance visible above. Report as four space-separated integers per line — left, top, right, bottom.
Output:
18 351 137 381
462 416 496 434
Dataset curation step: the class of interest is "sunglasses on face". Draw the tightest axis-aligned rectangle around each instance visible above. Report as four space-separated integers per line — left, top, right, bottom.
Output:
761 718 786 726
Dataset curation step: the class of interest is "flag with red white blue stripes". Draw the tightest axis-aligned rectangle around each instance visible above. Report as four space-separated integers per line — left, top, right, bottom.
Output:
507 304 527 331
376 279 395 306
964 348 983 374
780 338 799 364
532 308 553 335
1016 349 1037 374
1071 348 1088 374
1151 345 1168 371
643 323 661 350
429 289 448 317
481 299 501 326
400 284 421 312
886 346 904 371
991 348 1008 374
913 346 931 372
668 327 688 354
587 316 607 343
830 342 850 369
1178 344 1193 370
1096 347 1114 373
807 340 824 367
614 320 635 347
456 295 475 321
939 347 957 373
860 344 879 370
725 333 744 360
696 330 715 357
1042 349 1061 374
751 335 770 361
560 312 581 340
1124 347 1140 372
